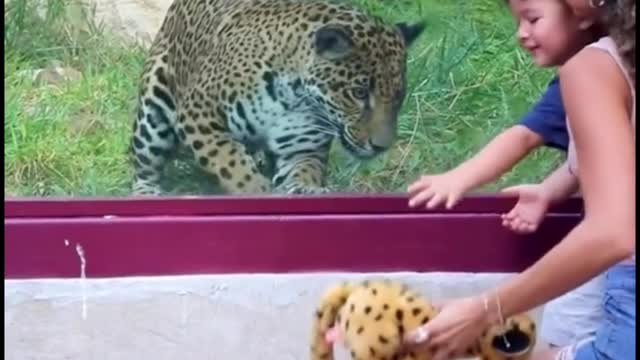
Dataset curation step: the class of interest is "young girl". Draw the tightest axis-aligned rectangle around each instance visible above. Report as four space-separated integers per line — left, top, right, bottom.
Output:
408 0 607 350
406 0 635 359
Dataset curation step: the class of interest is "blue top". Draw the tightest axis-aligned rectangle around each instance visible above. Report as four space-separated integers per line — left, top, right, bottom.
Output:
518 76 569 151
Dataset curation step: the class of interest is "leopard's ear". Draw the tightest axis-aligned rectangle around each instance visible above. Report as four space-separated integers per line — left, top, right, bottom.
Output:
314 24 354 60
395 21 425 46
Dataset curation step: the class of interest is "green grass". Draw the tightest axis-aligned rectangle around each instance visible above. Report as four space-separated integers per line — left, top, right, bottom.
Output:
4 0 563 197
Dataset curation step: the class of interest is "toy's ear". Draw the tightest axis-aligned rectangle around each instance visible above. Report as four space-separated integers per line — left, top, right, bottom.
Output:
396 21 426 46
315 24 355 60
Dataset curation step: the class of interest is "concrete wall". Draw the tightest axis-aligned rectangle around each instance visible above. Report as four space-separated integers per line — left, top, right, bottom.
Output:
5 272 547 360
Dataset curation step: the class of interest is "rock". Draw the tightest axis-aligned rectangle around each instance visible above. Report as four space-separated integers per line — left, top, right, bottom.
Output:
33 61 83 87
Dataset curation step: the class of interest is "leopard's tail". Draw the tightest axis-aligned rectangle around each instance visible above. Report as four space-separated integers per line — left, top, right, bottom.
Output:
310 282 355 360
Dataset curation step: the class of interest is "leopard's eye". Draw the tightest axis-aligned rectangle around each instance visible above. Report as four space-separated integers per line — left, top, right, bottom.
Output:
351 87 369 100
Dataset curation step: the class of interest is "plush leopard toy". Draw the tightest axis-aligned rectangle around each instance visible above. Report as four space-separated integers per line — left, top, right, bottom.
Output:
310 280 537 360
130 0 425 195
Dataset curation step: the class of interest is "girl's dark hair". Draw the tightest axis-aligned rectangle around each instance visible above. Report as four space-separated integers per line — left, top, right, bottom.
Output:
602 0 636 80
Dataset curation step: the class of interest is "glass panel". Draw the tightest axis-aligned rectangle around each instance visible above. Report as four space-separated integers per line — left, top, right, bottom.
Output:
4 0 563 199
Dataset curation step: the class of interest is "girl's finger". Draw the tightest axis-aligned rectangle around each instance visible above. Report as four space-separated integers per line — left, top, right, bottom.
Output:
502 209 517 221
511 217 524 231
426 192 444 209
516 219 533 234
523 222 537 233
445 193 459 209
408 188 435 208
426 332 455 360
407 178 431 194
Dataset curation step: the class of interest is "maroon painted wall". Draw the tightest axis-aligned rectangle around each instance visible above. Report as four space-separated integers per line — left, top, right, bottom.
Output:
4 195 583 279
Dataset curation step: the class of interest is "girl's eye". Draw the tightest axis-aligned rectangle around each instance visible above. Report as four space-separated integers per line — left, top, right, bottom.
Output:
352 87 368 100
529 17 540 24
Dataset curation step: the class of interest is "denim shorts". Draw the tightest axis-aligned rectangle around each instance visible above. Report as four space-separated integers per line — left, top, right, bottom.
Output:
566 263 636 360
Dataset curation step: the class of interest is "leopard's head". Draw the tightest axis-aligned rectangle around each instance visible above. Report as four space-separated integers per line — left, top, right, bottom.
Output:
305 14 425 159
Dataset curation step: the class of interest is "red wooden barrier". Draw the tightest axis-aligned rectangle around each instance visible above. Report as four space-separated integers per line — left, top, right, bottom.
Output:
4 194 583 279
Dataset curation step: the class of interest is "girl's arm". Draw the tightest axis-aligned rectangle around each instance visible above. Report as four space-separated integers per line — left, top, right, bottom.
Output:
537 160 579 205
489 47 635 319
408 125 542 209
449 125 542 190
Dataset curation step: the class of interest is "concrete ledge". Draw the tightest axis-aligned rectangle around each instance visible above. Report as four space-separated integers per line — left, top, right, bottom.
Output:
5 272 546 360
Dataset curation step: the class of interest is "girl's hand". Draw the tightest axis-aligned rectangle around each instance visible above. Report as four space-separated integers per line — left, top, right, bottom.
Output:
500 184 551 234
408 172 470 209
404 296 493 360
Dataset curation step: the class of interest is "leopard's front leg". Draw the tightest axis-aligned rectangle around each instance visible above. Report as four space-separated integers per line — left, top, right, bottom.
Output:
178 119 271 194
271 145 334 195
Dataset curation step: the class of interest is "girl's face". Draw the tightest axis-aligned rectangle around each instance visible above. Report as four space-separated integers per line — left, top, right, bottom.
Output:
509 0 595 67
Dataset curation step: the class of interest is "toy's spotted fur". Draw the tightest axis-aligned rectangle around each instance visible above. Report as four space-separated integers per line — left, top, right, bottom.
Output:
311 280 537 360
130 0 425 195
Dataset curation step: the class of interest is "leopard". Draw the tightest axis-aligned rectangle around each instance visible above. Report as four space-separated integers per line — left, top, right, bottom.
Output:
129 0 425 196
310 280 538 360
